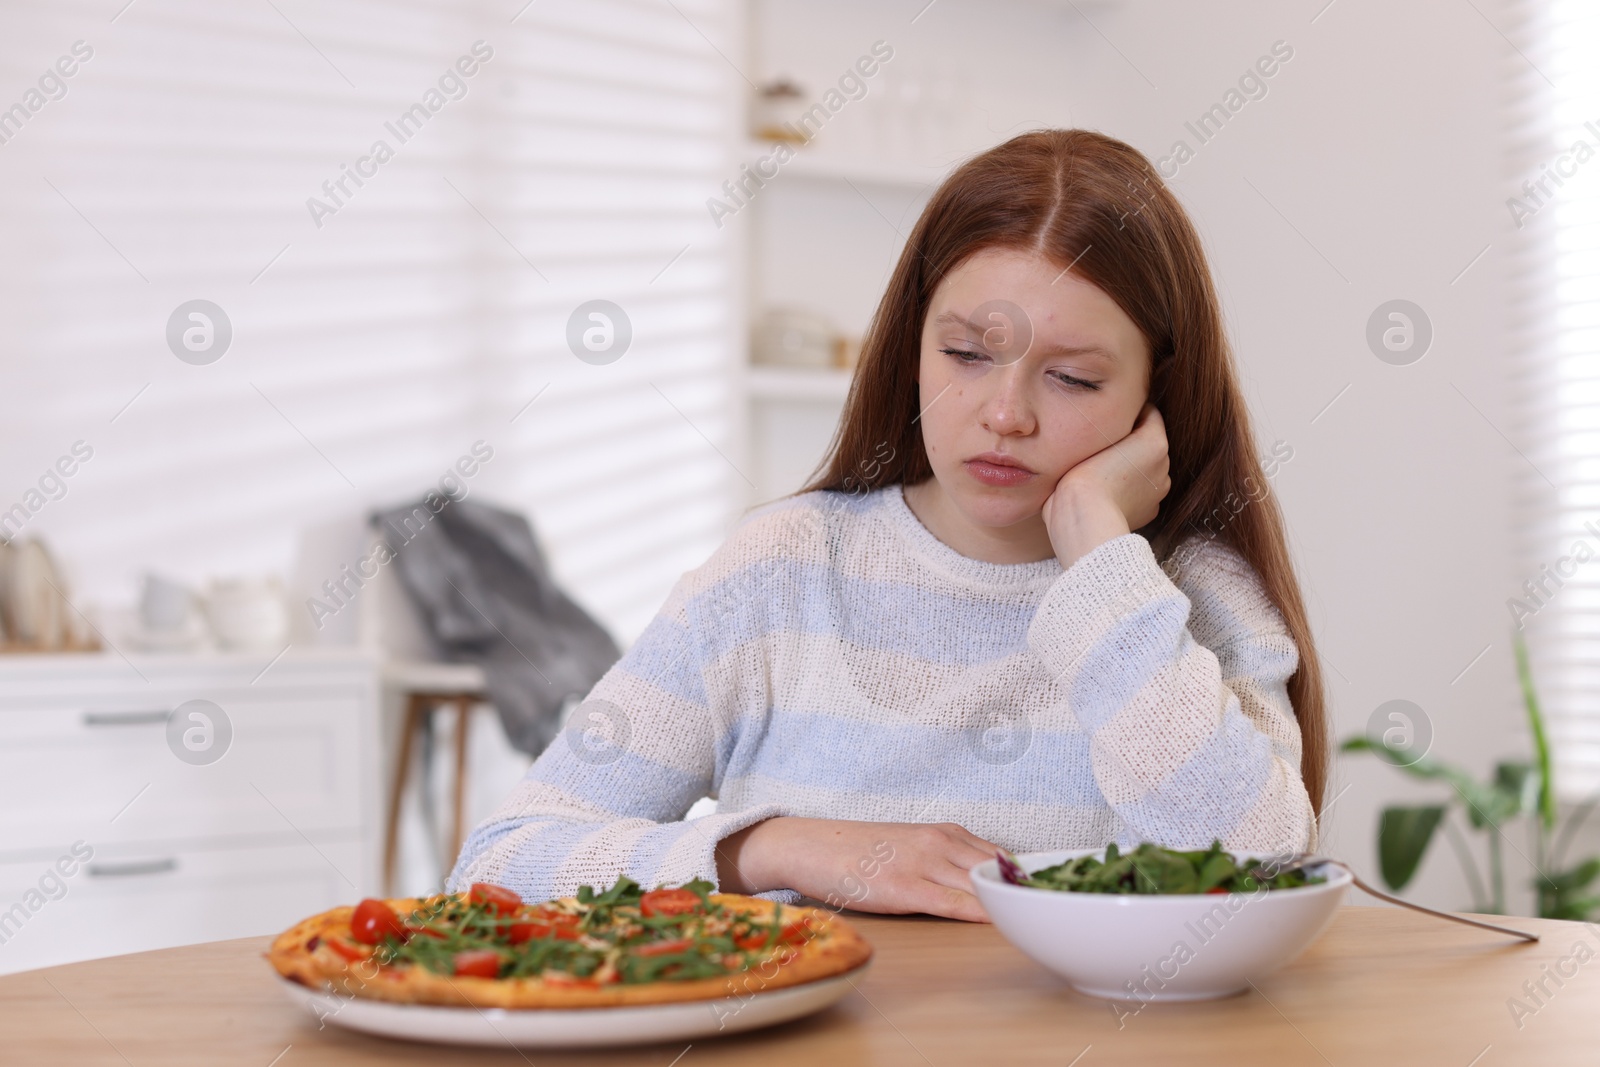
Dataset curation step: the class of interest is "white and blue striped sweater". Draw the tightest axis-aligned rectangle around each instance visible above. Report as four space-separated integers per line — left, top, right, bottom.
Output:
448 484 1316 902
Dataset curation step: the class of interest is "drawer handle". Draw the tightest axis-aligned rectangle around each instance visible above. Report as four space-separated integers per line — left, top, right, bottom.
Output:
82 710 171 727
86 858 178 878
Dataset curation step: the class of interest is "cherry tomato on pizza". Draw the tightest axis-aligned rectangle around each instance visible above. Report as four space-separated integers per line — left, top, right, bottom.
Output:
469 883 522 916
452 949 502 978
640 888 703 918
349 899 408 945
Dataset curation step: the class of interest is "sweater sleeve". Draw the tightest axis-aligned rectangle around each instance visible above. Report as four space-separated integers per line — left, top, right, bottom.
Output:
445 513 802 901
1026 532 1316 856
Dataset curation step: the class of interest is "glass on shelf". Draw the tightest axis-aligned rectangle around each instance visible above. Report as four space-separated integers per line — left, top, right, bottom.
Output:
751 79 810 144
752 307 836 369
832 335 862 371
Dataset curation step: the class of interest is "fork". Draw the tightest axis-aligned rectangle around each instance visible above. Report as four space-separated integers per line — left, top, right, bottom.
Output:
1278 854 1540 943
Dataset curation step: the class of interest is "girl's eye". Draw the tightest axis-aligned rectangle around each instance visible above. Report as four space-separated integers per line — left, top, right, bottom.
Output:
1050 371 1101 391
939 346 988 364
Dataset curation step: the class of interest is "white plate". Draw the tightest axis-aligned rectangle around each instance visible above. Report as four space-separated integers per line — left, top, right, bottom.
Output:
277 965 866 1049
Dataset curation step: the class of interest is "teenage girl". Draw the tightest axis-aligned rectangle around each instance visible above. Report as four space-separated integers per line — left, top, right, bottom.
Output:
450 128 1328 922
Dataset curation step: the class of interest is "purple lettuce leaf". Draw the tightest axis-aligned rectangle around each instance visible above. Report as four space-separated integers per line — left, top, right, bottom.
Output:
996 850 1029 886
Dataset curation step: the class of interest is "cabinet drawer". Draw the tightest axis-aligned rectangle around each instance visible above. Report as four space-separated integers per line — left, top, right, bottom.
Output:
0 837 367 976
0 690 366 852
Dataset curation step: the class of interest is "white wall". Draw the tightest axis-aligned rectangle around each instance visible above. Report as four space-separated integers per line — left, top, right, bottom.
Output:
751 0 1524 912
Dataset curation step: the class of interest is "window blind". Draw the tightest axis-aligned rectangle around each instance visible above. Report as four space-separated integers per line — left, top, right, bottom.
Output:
0 0 740 645
1507 1 1600 798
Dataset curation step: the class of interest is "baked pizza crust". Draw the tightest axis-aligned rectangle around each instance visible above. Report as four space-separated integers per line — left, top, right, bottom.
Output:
267 894 872 1010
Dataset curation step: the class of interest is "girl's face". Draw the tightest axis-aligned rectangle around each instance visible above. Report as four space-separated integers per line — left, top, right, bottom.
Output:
913 247 1152 540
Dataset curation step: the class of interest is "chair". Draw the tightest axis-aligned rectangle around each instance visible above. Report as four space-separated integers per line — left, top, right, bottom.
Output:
380 678 486 894
354 535 490 894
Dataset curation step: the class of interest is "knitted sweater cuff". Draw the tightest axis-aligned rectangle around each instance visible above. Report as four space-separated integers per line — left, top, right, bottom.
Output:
695 803 789 893
1026 533 1177 685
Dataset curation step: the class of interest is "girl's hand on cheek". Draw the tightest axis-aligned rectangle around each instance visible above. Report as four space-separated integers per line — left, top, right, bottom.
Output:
717 817 999 922
1043 402 1172 569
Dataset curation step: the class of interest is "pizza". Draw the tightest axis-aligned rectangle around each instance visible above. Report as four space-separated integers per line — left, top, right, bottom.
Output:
267 876 872 1009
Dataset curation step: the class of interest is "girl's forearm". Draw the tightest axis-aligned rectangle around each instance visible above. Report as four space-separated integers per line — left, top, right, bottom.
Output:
718 816 999 922
715 816 835 895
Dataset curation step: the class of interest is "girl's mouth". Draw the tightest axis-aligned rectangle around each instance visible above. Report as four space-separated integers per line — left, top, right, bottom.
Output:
964 452 1036 488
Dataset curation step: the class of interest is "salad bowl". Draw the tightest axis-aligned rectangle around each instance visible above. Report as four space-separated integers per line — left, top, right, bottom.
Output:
970 846 1351 1001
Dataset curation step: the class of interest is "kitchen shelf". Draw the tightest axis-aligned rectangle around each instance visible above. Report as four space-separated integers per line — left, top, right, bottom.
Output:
745 365 854 402
748 142 950 188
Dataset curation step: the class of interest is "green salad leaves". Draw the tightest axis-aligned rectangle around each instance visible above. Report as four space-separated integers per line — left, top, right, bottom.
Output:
1007 841 1326 895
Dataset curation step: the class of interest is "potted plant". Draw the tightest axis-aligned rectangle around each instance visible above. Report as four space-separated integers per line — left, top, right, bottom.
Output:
1341 633 1600 919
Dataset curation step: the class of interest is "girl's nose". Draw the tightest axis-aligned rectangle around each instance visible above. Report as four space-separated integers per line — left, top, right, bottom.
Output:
979 369 1036 437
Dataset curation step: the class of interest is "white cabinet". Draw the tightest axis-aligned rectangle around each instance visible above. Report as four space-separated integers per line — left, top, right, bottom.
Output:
0 840 366 975
0 650 380 975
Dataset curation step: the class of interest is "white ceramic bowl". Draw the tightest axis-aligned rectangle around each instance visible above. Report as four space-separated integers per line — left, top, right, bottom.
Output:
970 849 1350 1001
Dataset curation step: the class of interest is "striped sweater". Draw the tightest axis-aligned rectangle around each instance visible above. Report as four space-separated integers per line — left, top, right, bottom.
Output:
448 484 1316 903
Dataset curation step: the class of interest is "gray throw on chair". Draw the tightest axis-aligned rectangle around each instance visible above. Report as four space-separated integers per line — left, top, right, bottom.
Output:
370 497 621 757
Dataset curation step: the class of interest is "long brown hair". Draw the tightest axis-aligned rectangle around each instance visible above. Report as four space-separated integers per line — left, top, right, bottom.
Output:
801 128 1328 817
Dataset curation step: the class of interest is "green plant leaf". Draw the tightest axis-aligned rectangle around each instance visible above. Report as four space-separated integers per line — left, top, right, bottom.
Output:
1494 761 1537 812
1342 735 1521 828
1561 895 1600 921
1545 857 1600 893
1536 895 1600 927
1378 805 1446 891
1457 781 1522 829
1342 736 1467 786
1514 631 1558 830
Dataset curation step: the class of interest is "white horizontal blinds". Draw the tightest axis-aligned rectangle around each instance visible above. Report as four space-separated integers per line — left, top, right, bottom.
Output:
481 0 740 641
1507 1 1600 798
0 0 738 644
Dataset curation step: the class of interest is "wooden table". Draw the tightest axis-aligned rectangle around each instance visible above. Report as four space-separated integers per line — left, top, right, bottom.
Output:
3 905 1597 1065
